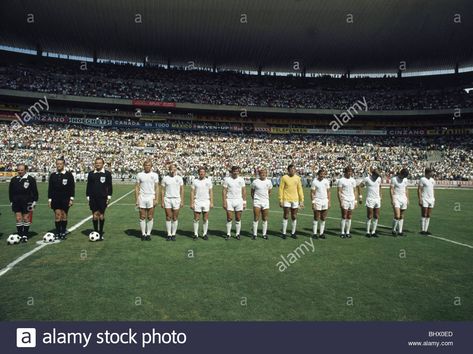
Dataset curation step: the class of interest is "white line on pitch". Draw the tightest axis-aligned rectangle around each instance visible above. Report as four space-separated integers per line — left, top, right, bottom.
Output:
0 190 134 278
293 211 473 249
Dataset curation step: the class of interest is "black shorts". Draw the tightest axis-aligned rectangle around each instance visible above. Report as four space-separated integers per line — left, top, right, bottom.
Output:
51 198 70 212
11 199 32 214
89 197 107 213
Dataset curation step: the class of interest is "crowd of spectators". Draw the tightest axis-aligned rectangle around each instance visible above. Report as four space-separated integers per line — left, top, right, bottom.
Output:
0 60 471 110
1 122 472 182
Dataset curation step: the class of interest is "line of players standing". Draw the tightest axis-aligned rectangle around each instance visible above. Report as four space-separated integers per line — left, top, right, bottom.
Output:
7 157 436 242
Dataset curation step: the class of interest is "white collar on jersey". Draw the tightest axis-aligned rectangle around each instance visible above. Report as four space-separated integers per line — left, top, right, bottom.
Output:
94 168 105 173
17 173 29 179
56 170 66 175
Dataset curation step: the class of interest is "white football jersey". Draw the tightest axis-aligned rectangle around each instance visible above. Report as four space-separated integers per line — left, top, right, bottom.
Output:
337 177 356 201
161 175 183 198
223 176 245 199
251 178 273 201
192 177 213 201
311 178 330 199
391 176 408 197
137 171 160 196
419 177 435 200
364 176 381 200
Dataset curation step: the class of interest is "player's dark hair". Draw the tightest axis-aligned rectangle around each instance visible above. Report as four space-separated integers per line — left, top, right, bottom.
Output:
344 166 352 173
317 168 326 176
56 158 65 163
399 168 409 178
95 157 104 164
231 166 240 172
425 168 432 175
198 167 206 173
287 164 295 171
372 170 380 181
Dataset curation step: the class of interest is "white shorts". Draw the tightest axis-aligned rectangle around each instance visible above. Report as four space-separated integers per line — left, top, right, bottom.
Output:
393 195 408 210
138 195 155 209
194 200 211 213
341 199 356 210
422 198 435 208
365 197 381 209
253 199 270 210
283 201 299 209
164 197 181 210
312 198 329 211
226 198 244 212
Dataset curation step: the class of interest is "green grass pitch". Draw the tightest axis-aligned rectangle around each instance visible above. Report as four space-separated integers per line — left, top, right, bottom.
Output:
0 182 472 321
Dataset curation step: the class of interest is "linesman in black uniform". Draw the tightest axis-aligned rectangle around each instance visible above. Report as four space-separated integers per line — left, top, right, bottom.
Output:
48 158 75 240
9 163 39 242
86 157 113 240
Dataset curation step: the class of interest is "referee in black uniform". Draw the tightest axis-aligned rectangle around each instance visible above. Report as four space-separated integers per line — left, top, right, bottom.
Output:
9 163 39 242
86 157 113 240
48 158 75 240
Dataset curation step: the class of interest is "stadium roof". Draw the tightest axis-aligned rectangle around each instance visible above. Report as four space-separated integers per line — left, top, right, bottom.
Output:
0 0 472 73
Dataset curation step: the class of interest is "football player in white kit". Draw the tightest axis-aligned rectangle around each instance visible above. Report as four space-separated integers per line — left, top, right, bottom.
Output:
161 164 184 241
251 168 273 240
360 167 382 238
222 166 246 240
390 168 409 236
190 167 213 240
337 166 358 238
418 168 435 235
135 160 160 241
311 168 331 239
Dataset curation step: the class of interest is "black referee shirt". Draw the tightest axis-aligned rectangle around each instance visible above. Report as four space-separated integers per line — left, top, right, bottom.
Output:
9 174 39 203
48 170 75 201
86 169 113 199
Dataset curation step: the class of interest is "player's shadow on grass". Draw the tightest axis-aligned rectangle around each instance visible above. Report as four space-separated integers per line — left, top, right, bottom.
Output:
321 230 338 237
124 229 142 239
297 228 315 238
177 229 196 239
150 230 168 239
25 231 39 239
81 229 94 237
239 230 254 239
123 229 167 240
208 229 227 239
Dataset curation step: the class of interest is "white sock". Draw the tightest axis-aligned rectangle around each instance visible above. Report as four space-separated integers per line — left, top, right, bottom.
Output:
398 219 404 233
366 219 372 234
203 220 208 235
171 220 178 236
291 219 297 234
235 221 241 235
146 219 153 235
319 221 326 235
226 221 232 236
253 221 259 236
282 219 288 235
166 220 172 236
346 219 352 234
392 219 399 233
371 218 378 233
140 219 146 235
341 219 346 234
421 217 426 232
262 220 268 236
425 217 430 232
312 220 318 235
193 219 199 236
